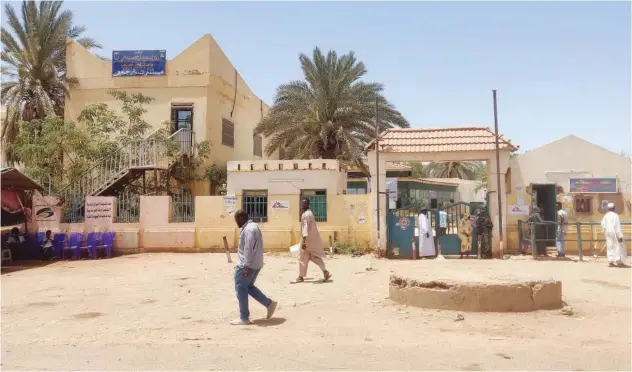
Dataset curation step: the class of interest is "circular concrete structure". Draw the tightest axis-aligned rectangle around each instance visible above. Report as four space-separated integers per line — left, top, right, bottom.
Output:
389 275 563 312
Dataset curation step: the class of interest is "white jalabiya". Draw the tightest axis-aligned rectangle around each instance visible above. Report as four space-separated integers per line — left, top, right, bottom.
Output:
418 213 436 257
601 211 627 264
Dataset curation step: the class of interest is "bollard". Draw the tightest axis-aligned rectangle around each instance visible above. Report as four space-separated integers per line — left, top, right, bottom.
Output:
329 235 333 254
576 222 583 262
531 224 537 260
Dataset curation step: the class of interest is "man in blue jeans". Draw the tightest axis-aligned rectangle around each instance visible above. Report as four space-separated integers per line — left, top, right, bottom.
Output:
231 209 277 325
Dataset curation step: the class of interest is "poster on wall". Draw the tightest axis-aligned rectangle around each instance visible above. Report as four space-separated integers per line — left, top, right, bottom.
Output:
386 178 398 209
112 50 166 77
223 196 237 207
508 204 529 216
517 196 525 206
601 200 610 210
271 200 290 210
569 178 618 193
85 196 115 230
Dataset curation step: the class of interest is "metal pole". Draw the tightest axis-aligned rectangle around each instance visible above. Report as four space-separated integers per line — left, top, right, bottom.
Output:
492 89 504 257
375 97 381 257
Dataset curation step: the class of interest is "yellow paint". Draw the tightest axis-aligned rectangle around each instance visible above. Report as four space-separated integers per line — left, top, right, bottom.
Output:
65 34 279 197
195 194 372 251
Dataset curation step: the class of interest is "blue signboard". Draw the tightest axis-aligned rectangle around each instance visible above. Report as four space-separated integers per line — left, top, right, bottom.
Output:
112 50 166 77
569 178 618 193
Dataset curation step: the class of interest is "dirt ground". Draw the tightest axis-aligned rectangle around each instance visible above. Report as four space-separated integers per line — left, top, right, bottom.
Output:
1 253 630 371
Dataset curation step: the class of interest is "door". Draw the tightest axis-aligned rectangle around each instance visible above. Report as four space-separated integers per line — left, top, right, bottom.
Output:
387 211 415 259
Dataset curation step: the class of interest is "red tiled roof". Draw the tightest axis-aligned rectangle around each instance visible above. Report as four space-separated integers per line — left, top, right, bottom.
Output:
365 127 518 153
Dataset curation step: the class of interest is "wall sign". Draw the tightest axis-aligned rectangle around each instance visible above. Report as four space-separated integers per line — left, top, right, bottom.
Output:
270 200 290 210
223 196 237 207
517 196 525 206
569 178 618 193
508 205 529 216
112 50 166 77
85 196 115 231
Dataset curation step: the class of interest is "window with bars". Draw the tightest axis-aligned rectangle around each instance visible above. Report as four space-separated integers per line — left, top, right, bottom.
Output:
222 118 235 147
253 135 263 157
299 190 327 222
242 190 268 223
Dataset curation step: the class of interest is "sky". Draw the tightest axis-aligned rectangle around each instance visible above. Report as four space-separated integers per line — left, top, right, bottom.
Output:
5 1 631 154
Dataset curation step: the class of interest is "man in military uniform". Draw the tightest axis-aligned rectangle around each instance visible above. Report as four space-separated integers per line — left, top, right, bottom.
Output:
475 209 493 259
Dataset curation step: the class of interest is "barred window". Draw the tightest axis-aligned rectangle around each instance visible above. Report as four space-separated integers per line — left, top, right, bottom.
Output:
242 190 268 223
299 190 327 222
253 135 263 157
222 119 234 147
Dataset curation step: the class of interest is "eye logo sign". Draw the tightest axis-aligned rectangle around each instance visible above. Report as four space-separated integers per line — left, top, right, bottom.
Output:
36 207 54 219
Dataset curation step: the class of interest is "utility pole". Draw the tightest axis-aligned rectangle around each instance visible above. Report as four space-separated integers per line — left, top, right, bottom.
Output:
375 97 382 258
492 89 504 258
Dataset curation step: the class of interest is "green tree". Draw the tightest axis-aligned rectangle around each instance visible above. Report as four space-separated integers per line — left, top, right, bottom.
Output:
254 47 409 165
1 0 100 164
425 161 483 179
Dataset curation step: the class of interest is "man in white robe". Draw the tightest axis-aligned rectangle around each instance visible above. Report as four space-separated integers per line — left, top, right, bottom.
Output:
601 203 628 267
418 209 436 258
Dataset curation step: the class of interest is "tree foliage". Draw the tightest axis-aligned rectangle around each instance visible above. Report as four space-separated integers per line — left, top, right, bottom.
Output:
1 0 100 164
13 90 211 195
254 47 409 166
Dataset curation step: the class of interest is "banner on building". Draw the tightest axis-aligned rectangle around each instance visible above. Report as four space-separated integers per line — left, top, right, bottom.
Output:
386 178 398 209
112 50 166 77
508 204 529 216
271 200 290 210
569 178 618 193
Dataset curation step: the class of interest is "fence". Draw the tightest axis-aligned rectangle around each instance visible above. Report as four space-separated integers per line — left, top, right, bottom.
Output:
116 191 140 223
170 189 195 223
518 220 632 261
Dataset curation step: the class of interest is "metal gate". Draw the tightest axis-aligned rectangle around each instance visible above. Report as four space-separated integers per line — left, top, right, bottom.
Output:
388 207 416 258
435 202 486 256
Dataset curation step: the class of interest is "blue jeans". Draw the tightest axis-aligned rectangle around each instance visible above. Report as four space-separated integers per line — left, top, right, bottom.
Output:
556 229 566 255
234 266 271 321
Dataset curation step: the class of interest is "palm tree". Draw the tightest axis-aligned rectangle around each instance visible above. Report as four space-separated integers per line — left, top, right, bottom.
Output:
425 161 483 179
1 0 100 164
254 47 409 164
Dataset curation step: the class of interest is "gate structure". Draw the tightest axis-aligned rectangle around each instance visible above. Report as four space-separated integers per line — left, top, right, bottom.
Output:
388 207 417 258
435 202 486 256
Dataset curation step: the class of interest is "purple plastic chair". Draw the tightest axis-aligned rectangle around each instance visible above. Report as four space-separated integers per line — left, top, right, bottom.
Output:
53 233 66 259
81 233 101 260
96 232 115 258
64 233 83 259
36 232 46 247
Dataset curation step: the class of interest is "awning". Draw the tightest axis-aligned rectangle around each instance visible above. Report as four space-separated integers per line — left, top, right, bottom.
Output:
0 167 44 191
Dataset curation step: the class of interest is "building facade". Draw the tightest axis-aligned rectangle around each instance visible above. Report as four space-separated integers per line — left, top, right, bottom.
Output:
65 34 279 196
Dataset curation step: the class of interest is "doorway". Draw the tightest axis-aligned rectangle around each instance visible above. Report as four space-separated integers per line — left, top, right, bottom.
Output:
531 183 557 245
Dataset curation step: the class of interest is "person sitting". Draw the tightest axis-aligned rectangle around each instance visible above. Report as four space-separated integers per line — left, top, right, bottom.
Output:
41 230 54 261
5 227 26 259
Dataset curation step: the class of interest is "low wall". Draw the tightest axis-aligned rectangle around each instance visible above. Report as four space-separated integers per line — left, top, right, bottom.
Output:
389 275 563 312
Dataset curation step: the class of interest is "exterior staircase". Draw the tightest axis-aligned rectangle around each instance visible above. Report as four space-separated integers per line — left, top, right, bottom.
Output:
56 129 194 222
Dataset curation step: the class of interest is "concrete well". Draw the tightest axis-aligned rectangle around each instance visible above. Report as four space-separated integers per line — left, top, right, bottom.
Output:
389 275 563 312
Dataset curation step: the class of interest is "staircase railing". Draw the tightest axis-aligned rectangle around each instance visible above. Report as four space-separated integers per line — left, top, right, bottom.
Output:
57 129 194 222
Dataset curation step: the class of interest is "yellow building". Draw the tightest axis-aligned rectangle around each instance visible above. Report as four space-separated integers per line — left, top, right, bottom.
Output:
507 135 631 254
65 34 279 196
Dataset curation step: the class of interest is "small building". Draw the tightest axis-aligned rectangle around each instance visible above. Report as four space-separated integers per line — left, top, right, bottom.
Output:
65 34 280 197
507 135 631 254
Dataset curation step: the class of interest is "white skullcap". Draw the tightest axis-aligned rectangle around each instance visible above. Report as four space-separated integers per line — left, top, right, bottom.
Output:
608 202 615 208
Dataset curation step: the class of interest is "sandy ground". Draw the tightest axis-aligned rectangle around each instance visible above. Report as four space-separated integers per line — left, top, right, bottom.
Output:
1 253 630 371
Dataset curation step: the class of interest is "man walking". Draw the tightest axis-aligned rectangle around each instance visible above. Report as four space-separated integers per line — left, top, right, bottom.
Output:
601 203 628 267
292 198 331 283
418 208 436 258
231 209 277 325
555 202 568 257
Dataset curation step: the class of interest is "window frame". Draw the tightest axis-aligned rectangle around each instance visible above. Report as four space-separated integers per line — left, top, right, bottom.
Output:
222 118 235 148
253 135 263 157
170 104 194 134
299 189 327 222
574 196 592 213
242 190 268 223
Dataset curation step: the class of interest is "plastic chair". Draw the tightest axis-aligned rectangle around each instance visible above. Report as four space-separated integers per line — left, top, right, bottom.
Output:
96 232 115 258
36 232 46 247
64 233 83 260
81 232 101 260
53 233 66 259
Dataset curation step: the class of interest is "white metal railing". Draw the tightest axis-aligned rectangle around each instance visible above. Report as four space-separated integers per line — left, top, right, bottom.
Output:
57 129 194 221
